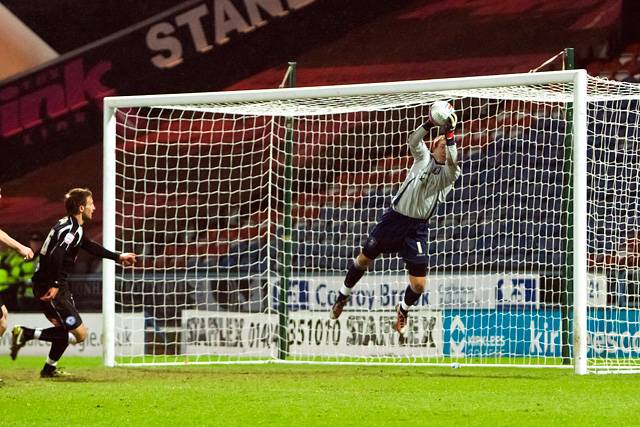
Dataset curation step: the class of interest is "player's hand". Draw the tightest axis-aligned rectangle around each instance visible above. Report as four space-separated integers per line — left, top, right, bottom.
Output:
444 112 458 132
120 253 137 267
18 245 34 260
40 287 59 301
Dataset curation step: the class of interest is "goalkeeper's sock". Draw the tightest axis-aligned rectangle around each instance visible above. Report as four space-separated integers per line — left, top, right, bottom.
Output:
402 285 422 311
339 284 352 297
344 258 367 288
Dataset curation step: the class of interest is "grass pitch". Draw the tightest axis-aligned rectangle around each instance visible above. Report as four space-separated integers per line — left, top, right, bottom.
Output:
1 357 638 426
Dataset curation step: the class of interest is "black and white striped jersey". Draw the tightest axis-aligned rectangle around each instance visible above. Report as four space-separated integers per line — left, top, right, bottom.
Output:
33 215 119 288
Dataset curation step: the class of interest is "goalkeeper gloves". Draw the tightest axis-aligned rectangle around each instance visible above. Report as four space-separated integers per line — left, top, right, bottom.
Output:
444 112 457 141
445 112 458 132
421 112 457 131
421 112 457 140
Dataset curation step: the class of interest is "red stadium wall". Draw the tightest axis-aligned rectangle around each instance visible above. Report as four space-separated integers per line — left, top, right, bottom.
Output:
0 0 626 243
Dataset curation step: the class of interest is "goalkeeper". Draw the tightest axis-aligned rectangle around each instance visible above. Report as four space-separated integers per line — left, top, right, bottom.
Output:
10 188 136 378
330 103 461 337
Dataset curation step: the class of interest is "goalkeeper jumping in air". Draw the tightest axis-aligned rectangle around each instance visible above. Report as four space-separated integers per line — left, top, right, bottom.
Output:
330 101 460 337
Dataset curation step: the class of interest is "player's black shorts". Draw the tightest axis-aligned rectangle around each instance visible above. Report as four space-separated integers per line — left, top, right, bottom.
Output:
0 294 5 319
362 207 429 265
33 282 83 331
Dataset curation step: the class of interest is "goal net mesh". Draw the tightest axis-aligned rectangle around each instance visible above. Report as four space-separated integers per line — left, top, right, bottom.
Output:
109 76 640 371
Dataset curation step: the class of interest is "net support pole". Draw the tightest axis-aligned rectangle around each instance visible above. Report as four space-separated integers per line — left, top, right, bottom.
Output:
278 61 296 360
102 105 117 367
572 67 589 375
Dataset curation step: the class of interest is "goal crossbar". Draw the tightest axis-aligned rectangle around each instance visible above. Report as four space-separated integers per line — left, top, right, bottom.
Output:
103 70 581 109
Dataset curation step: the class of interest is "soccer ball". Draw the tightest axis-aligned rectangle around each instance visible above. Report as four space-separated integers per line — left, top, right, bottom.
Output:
429 101 455 126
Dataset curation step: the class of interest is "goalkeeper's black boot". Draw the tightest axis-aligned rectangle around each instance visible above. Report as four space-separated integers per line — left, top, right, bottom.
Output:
329 292 350 320
10 326 26 360
394 305 409 336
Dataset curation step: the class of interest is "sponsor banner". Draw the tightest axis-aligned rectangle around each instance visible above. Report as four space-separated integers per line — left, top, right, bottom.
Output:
272 274 539 311
588 308 640 358
0 0 402 182
178 307 640 360
288 310 443 357
271 275 425 312
114 313 147 358
20 272 602 315
0 313 144 357
443 309 563 358
182 310 277 357
495 274 540 307
181 309 443 357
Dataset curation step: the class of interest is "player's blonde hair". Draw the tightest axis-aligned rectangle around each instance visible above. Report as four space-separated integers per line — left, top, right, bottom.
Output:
429 134 446 152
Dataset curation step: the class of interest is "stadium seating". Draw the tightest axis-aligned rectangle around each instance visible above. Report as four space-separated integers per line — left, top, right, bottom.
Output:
587 42 640 82
100 54 640 279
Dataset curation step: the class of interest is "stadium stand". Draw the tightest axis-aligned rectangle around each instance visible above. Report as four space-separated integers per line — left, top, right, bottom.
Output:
0 0 637 285
587 42 640 82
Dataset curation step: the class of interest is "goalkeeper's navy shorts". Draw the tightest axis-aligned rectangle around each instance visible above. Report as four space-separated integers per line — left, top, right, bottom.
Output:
34 282 83 331
362 207 429 265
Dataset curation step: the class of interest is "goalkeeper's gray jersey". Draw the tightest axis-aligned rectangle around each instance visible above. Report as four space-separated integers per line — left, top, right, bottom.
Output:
391 126 461 220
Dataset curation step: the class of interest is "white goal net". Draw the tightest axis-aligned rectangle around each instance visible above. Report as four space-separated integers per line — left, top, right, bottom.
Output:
103 71 640 373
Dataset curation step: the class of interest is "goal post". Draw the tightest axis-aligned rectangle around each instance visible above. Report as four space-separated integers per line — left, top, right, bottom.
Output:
103 69 640 374
572 69 589 375
102 105 117 368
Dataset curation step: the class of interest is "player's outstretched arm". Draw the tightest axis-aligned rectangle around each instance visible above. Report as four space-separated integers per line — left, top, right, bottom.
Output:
444 112 458 160
443 112 461 181
407 120 433 160
81 238 137 266
0 229 34 259
81 238 122 261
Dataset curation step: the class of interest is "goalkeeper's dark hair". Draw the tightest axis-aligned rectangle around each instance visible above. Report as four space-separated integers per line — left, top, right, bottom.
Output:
65 188 93 215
